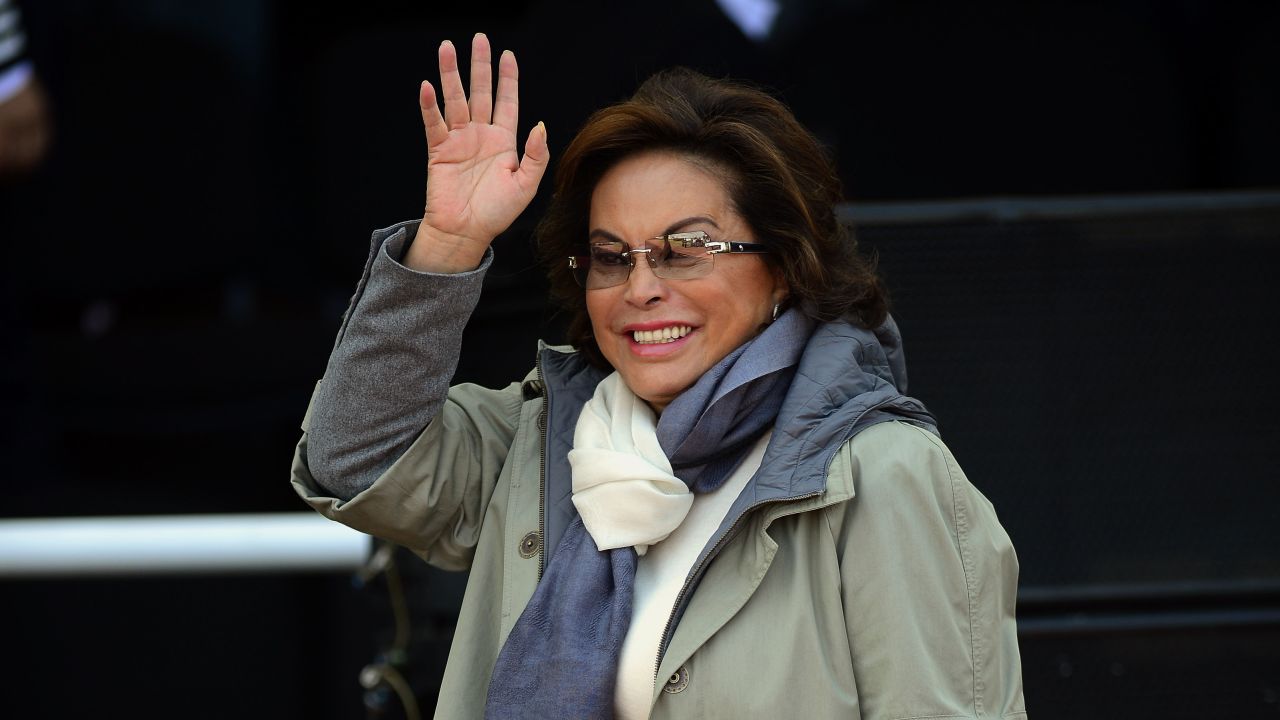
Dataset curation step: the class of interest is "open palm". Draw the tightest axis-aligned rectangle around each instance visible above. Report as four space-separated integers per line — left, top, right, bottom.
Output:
409 35 548 273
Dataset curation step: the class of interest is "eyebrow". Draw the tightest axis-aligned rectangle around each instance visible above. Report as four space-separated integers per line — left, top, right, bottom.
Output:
588 216 721 244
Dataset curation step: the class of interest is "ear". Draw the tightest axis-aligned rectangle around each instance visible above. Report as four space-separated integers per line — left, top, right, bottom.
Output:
770 264 790 306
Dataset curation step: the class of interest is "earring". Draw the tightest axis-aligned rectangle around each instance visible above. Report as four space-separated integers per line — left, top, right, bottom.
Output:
771 303 782 321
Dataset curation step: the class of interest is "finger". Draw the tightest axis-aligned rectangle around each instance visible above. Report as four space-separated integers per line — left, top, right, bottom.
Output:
492 49 519 133
468 33 493 125
419 81 449 149
516 121 550 195
438 40 470 129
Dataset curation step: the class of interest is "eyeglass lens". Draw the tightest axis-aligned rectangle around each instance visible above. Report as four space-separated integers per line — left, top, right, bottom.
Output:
577 237 714 289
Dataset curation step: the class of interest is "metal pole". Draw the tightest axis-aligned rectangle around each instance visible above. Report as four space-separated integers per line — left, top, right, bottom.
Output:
0 513 371 577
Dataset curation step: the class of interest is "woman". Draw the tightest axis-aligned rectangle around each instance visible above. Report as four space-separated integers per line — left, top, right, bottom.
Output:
292 34 1026 720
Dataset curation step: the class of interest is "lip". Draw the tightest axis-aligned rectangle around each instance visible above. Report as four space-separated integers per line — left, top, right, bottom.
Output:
626 330 695 357
620 321 698 358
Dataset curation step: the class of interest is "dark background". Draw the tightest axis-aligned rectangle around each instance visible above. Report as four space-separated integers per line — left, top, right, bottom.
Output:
2 0 1278 717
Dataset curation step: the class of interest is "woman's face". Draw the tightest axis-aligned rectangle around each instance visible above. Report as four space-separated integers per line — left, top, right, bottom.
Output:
586 151 788 412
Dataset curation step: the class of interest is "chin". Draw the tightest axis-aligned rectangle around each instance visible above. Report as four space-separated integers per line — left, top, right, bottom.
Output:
624 376 691 412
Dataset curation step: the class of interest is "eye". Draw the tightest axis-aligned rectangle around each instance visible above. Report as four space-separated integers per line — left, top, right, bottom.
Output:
663 247 701 265
661 234 711 266
590 245 629 267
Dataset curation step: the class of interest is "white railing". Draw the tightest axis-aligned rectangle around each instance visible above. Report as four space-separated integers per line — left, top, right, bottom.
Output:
0 513 370 577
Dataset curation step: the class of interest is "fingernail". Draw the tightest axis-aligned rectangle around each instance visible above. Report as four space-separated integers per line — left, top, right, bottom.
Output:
537 121 546 138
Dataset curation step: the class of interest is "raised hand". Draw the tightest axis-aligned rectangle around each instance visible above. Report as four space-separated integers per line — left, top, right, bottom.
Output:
405 33 549 273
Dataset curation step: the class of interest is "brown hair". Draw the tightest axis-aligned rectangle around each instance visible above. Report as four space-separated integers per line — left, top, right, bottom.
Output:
536 67 888 368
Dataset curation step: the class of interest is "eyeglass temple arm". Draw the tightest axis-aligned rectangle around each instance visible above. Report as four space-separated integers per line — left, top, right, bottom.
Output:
705 240 772 254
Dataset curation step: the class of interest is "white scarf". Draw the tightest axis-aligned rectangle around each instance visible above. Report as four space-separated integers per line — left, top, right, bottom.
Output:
567 372 694 556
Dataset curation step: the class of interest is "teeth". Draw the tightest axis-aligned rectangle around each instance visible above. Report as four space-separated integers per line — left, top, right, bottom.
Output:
632 326 692 344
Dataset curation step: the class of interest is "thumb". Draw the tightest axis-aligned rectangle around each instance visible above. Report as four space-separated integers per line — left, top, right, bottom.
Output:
515 121 550 194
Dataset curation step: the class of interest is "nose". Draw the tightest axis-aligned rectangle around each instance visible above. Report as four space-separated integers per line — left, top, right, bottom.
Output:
622 251 667 306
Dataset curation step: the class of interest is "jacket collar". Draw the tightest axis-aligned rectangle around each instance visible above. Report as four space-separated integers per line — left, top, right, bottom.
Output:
533 318 935 568
536 342 606 568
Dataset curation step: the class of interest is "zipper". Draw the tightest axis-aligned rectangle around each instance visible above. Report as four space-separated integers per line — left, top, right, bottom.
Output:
535 352 548 580
652 490 822 682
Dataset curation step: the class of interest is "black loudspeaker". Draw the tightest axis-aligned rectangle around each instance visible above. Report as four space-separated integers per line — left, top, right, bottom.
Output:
850 193 1280 717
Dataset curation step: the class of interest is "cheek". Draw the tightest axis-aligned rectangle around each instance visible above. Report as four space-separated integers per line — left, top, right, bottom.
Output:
584 290 603 323
584 293 615 348
723 265 781 323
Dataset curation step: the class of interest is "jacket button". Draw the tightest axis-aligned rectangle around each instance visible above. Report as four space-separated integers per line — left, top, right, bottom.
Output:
518 531 542 559
662 665 689 694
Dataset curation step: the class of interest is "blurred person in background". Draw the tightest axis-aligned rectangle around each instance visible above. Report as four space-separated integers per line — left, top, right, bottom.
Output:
0 0 51 182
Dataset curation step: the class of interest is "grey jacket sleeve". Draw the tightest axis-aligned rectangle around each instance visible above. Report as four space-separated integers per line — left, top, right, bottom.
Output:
305 219 492 499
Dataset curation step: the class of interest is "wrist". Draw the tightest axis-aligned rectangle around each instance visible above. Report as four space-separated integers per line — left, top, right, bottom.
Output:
404 222 491 273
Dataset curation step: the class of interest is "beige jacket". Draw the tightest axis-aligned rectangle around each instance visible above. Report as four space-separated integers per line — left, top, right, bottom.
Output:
292 347 1027 719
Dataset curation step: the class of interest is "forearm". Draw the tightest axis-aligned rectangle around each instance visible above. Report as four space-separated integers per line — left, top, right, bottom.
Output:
306 219 491 499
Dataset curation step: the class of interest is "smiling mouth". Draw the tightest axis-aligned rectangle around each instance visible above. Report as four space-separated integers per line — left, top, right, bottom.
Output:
631 325 693 344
